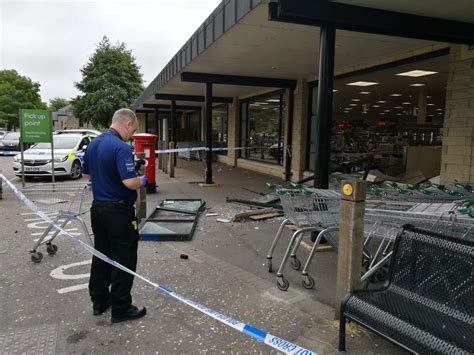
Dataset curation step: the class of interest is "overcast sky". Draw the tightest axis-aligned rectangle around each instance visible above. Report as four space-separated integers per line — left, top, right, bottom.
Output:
0 0 221 103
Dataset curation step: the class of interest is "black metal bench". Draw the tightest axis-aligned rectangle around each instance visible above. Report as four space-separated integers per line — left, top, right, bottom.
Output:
339 224 474 354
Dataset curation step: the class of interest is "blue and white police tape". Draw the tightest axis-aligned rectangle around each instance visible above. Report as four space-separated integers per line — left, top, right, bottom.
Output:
0 174 313 355
154 145 285 154
154 146 251 154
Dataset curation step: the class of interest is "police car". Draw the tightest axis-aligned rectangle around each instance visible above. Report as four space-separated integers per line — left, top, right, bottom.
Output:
13 133 96 179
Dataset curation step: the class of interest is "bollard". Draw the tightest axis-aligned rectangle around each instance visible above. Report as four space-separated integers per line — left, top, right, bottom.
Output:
335 180 366 319
163 141 168 174
135 152 147 222
169 142 175 178
157 141 163 171
0 169 2 200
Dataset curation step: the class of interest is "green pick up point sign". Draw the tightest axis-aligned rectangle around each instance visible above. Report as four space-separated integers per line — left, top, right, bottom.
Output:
20 109 52 143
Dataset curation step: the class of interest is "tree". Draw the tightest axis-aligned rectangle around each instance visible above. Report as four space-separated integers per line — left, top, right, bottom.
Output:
0 69 47 129
48 97 70 112
72 36 144 128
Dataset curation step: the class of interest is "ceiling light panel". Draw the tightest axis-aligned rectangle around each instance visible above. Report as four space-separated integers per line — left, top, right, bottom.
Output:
396 70 438 77
346 81 379 87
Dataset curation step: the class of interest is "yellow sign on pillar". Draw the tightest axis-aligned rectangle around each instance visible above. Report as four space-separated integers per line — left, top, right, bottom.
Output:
343 183 353 196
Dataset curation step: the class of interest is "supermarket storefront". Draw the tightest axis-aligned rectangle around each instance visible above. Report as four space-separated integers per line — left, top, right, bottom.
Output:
132 0 474 186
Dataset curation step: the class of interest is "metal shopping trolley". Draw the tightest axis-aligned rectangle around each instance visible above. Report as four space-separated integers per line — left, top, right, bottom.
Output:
266 186 340 291
19 183 93 263
361 207 474 283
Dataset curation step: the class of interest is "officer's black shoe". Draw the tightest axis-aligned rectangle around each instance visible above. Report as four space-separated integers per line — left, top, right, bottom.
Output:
111 305 147 324
93 299 111 316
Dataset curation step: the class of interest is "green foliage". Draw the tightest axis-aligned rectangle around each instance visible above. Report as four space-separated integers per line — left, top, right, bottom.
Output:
0 69 47 129
72 36 144 128
48 97 70 112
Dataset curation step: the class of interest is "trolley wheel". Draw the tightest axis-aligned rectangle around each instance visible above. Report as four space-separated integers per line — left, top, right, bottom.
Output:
302 275 315 289
290 257 301 271
46 244 58 255
276 277 289 291
267 259 273 273
362 257 370 271
376 268 388 282
31 251 43 263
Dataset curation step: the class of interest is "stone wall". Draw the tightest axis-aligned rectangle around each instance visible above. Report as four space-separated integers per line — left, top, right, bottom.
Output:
440 45 474 184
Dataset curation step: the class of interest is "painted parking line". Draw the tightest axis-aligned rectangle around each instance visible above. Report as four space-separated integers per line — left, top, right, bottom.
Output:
58 283 88 294
50 260 91 280
50 260 91 294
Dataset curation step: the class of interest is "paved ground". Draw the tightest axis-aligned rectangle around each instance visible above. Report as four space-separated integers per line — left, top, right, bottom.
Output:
0 156 405 354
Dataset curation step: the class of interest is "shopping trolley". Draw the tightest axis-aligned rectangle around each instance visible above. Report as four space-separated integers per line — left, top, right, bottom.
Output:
265 186 340 291
369 181 469 202
19 183 93 263
361 207 474 283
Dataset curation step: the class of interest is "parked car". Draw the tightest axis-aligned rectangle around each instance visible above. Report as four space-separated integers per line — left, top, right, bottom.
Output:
0 130 8 141
55 129 101 137
13 134 95 179
0 132 20 150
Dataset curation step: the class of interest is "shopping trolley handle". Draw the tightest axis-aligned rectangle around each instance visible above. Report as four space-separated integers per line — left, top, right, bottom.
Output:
289 182 304 189
454 182 472 192
266 182 277 190
456 198 474 217
276 188 314 196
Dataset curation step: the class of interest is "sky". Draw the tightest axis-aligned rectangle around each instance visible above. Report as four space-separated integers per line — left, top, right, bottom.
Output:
0 0 221 103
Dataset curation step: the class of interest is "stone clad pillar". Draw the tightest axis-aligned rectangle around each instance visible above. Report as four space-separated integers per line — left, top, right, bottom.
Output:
335 180 366 319
440 45 474 184
226 98 239 166
291 79 309 181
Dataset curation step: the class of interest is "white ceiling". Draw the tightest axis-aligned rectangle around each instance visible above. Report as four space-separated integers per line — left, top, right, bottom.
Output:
143 2 449 106
332 0 474 23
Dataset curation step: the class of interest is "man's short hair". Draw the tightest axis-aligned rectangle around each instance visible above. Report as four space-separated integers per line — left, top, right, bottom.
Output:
112 108 137 124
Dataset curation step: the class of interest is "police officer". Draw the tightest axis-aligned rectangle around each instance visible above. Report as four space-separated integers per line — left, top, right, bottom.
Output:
83 108 147 323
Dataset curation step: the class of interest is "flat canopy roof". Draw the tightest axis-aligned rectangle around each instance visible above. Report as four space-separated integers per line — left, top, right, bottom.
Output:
132 0 473 110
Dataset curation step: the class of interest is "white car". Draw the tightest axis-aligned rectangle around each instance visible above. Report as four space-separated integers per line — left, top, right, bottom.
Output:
1 132 21 150
13 134 94 179
55 129 102 136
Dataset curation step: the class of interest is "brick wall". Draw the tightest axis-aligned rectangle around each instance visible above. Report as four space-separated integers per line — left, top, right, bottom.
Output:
440 45 474 184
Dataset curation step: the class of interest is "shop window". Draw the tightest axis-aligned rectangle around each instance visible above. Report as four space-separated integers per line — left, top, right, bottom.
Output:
212 105 228 155
240 92 285 165
305 54 448 172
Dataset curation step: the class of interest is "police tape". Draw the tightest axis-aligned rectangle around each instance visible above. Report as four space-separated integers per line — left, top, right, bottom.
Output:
154 146 253 154
0 174 314 355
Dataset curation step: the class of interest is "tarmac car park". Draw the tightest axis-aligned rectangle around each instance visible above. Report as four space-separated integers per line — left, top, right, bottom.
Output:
12 133 96 180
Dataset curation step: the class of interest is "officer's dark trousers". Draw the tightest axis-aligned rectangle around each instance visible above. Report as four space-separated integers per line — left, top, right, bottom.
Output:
89 201 138 316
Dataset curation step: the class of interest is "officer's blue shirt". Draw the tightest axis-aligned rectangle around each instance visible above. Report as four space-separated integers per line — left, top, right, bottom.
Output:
83 130 137 202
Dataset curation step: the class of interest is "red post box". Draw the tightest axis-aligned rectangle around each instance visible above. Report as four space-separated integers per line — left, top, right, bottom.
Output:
133 133 158 193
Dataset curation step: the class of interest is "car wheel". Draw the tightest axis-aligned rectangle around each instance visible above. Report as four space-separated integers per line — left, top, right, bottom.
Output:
70 160 82 180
